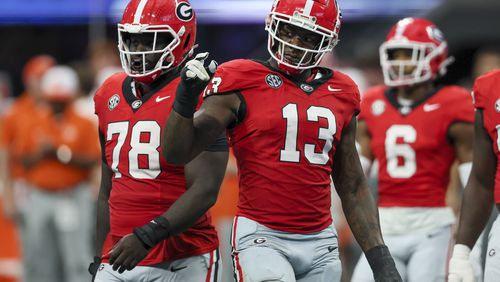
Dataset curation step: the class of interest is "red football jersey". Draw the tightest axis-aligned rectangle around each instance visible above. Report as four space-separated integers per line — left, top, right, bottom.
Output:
204 59 360 233
358 85 474 207
94 72 218 265
473 69 500 203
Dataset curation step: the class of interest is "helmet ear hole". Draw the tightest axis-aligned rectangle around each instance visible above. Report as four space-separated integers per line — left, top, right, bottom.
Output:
183 34 191 50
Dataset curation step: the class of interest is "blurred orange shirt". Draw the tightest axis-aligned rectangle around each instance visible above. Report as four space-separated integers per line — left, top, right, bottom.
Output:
0 93 38 179
16 104 100 191
210 152 239 223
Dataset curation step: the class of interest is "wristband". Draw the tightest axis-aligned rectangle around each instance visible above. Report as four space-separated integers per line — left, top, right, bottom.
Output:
172 74 200 118
133 216 171 249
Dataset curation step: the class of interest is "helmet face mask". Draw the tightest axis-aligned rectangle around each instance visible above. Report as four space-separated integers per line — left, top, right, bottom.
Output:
118 24 180 79
380 17 451 87
118 0 196 84
265 0 341 72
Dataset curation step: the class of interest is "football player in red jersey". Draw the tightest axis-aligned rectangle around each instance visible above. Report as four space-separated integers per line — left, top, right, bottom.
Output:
162 0 401 281
353 18 475 281
448 69 500 282
89 0 228 281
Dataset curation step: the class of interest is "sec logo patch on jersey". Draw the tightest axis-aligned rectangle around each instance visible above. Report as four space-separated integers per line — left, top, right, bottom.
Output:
266 74 283 89
371 99 386 116
108 94 120 111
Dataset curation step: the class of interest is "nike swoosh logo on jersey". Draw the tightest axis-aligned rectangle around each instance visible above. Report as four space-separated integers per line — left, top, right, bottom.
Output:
170 266 187 272
156 96 171 102
423 103 440 112
328 86 343 92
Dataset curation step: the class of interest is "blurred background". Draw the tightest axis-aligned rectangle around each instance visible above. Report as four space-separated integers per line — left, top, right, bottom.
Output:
1 0 499 281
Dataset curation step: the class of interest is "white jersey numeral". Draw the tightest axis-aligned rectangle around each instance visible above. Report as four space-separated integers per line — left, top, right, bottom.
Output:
107 121 162 179
496 125 500 152
280 104 300 162
280 103 337 165
107 122 129 178
385 125 417 178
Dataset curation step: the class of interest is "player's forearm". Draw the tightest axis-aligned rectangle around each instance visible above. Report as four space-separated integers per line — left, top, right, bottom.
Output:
95 194 110 256
162 184 218 235
339 182 384 251
162 112 198 165
456 177 494 248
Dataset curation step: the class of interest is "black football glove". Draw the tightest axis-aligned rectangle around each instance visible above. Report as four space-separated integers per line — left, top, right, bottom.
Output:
173 52 218 118
88 256 101 282
366 245 402 282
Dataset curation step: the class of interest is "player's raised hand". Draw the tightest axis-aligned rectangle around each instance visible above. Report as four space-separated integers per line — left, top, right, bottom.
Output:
173 52 218 118
108 233 149 274
448 244 476 282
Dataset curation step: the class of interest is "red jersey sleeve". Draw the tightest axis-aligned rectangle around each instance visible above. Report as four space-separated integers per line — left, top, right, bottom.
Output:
203 59 259 98
472 70 500 110
358 85 386 122
331 70 361 119
445 86 474 125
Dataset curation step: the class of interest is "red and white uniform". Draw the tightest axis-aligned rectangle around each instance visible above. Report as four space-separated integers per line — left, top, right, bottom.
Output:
359 85 474 208
94 72 218 266
205 59 360 234
473 69 500 204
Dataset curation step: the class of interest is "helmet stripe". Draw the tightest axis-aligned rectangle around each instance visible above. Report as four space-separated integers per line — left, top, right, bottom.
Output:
395 18 413 39
303 0 314 16
134 0 149 24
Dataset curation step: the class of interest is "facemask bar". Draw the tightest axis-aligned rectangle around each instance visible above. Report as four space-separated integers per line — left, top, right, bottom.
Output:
118 24 181 78
266 12 338 70
379 40 448 87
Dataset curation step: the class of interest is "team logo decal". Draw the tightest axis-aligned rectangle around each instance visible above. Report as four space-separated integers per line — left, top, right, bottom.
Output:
426 26 445 43
266 74 283 89
300 84 314 93
98 264 105 271
131 100 143 109
371 99 386 116
489 249 496 257
495 99 500 113
176 2 194 22
254 237 267 244
108 94 120 111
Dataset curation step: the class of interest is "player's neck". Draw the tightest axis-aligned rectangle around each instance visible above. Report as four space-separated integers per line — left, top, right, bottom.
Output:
396 82 434 102
268 59 312 83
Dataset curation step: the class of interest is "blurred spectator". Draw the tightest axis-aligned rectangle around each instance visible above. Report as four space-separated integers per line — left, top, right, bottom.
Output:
0 55 56 282
14 66 100 282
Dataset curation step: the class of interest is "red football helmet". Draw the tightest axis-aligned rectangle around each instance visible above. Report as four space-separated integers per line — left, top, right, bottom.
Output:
266 0 342 72
118 0 196 84
380 17 453 87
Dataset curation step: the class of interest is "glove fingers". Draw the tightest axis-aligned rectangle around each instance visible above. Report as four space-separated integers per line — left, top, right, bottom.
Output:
187 64 210 81
207 60 218 75
194 52 209 61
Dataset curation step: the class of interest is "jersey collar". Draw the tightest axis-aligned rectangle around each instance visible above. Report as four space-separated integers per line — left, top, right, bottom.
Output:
384 86 442 116
122 68 180 112
256 59 333 96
